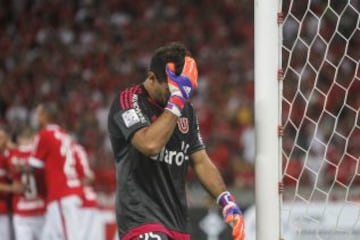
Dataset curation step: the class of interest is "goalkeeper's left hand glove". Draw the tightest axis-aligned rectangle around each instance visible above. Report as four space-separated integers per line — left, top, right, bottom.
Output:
217 191 245 240
165 56 198 117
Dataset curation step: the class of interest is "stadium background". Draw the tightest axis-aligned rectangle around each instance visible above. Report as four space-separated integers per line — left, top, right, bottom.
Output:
0 1 254 238
1 0 359 239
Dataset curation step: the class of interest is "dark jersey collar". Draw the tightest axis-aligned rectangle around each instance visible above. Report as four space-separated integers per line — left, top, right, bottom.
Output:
140 84 165 111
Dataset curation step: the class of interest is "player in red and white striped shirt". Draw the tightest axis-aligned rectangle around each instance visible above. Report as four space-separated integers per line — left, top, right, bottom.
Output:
0 128 26 240
29 103 83 240
72 141 100 240
6 127 46 240
0 128 12 240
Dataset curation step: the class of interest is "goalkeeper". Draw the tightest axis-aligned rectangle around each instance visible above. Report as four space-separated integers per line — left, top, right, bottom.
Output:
108 42 244 240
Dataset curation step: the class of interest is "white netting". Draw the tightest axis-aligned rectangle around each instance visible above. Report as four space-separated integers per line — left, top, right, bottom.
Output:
281 0 360 239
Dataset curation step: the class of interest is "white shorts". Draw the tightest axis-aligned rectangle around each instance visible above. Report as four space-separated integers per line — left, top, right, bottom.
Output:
13 214 44 240
78 207 101 240
0 214 11 240
41 195 82 240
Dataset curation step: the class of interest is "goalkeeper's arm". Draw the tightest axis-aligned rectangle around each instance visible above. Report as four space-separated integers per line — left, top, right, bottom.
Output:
191 149 245 240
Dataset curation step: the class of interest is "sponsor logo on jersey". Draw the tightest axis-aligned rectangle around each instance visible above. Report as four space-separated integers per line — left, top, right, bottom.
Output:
122 95 147 128
122 109 140 128
150 141 190 166
177 117 189 134
132 94 147 123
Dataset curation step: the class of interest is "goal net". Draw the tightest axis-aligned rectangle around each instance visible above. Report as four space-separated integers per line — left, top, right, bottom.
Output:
281 0 360 239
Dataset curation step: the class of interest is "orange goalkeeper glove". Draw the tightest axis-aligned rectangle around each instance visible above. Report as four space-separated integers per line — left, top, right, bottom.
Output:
217 191 245 240
165 56 198 117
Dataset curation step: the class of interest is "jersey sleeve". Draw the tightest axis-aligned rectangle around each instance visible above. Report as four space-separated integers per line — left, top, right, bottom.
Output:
4 150 15 179
112 91 151 142
188 107 206 154
29 132 48 168
0 154 8 178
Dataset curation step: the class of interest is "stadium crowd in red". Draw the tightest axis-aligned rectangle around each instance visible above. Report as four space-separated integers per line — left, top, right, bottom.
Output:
0 0 255 195
0 0 359 200
281 1 360 190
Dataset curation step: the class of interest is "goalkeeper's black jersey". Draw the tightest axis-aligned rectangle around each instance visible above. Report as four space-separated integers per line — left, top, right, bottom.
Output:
107 84 205 239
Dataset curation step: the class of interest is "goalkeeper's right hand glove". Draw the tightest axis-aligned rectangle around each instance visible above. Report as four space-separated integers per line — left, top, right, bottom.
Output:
165 56 198 117
217 191 245 240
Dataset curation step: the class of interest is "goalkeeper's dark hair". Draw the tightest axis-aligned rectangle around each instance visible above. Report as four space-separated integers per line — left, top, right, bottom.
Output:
150 42 191 83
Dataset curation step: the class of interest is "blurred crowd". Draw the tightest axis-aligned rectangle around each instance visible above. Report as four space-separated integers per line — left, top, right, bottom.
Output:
0 0 255 195
282 1 360 191
1 0 358 201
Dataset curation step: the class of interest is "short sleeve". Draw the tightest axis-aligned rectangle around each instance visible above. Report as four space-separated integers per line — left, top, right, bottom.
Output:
188 108 206 154
29 131 48 168
111 89 151 142
113 108 150 141
0 154 8 178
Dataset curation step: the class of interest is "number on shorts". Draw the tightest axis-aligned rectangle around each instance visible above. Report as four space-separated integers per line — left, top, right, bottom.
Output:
139 232 162 240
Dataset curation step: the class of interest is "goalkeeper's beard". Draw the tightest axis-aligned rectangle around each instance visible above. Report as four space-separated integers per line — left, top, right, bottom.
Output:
153 87 170 108
161 94 172 107
158 93 169 108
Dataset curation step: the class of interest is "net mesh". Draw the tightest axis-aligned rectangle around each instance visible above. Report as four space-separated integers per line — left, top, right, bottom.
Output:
281 0 360 238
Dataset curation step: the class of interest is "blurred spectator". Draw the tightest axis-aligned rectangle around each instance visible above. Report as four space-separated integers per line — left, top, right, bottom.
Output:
0 0 255 191
0 0 358 197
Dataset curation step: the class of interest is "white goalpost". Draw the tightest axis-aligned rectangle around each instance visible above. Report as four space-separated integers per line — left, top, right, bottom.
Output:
254 0 360 240
254 0 281 240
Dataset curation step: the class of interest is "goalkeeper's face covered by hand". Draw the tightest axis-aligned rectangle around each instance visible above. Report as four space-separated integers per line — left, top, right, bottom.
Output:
150 57 198 107
149 72 171 107
155 82 171 107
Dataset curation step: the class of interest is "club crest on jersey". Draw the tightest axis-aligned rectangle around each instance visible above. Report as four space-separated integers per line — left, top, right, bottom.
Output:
177 117 189 134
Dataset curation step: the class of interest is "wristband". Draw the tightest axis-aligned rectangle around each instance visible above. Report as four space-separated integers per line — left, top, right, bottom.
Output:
217 191 236 208
165 95 185 117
